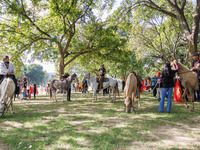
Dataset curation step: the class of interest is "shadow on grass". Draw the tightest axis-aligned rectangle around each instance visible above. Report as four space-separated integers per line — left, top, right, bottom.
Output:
0 92 199 149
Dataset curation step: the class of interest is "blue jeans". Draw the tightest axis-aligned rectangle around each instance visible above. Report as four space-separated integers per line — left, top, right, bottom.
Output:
159 88 173 112
194 90 200 101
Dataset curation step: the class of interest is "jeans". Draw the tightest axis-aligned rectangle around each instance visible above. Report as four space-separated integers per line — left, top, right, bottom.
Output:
157 88 162 101
159 88 173 112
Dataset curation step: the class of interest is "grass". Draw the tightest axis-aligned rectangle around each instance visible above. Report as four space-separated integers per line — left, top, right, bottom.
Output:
0 92 200 150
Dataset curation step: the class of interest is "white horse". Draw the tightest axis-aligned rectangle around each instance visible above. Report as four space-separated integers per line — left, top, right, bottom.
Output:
82 72 119 102
0 77 15 117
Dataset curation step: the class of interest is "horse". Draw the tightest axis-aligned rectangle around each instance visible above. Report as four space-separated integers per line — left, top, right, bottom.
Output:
173 61 199 111
124 73 138 113
128 70 142 106
82 72 119 102
50 73 78 102
0 77 16 117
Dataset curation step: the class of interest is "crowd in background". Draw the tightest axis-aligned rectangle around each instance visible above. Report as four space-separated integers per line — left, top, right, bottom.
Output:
16 76 39 100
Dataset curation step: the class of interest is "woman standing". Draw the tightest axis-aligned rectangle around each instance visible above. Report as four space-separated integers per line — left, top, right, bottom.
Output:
22 77 28 100
34 84 37 99
40 84 43 95
159 62 178 113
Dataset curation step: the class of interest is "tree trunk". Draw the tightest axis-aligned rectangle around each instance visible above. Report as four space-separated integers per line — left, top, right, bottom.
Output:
59 56 65 80
187 34 198 66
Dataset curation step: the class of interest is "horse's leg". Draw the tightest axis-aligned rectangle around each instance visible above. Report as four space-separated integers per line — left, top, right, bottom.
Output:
182 89 189 108
93 90 97 102
63 90 65 102
54 90 57 102
112 87 116 101
190 90 195 111
10 97 14 114
132 91 135 112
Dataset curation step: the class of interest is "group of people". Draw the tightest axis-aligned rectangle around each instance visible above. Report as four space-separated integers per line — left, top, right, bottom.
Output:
73 81 89 93
18 77 38 100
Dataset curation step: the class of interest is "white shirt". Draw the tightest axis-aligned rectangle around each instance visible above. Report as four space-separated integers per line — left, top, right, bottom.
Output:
0 61 16 75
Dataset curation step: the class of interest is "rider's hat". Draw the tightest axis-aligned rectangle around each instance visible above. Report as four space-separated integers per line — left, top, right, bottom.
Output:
192 53 199 57
101 64 104 66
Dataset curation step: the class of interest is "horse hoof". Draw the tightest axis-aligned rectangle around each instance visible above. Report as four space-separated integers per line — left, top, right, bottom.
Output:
11 111 15 114
186 106 189 109
190 109 194 112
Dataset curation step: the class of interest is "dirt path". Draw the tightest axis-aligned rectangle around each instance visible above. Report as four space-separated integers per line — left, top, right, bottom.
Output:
127 124 200 150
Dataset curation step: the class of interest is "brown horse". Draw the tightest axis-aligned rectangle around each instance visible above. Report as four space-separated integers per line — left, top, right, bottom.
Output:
174 61 199 110
124 73 138 113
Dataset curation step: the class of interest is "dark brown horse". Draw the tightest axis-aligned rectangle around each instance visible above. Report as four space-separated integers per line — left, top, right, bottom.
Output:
50 73 78 102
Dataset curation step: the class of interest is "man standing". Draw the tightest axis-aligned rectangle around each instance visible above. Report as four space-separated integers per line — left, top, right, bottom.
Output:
192 53 200 102
156 72 162 101
95 64 107 89
151 75 157 97
0 55 17 91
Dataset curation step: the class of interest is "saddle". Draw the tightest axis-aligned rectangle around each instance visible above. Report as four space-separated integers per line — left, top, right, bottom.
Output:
96 76 109 82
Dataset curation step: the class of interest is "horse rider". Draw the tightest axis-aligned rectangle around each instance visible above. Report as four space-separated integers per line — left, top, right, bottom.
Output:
94 64 107 89
192 53 200 101
0 55 17 92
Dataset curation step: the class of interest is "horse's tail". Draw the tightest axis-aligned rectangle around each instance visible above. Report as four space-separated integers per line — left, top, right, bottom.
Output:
50 79 56 100
115 81 119 97
50 88 52 100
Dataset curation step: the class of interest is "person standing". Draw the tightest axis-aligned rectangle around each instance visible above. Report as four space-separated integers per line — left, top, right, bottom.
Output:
159 62 178 113
34 84 37 99
22 77 28 100
192 53 200 102
151 75 157 97
40 84 43 95
67 84 72 101
121 77 125 91
156 72 162 101
27 83 30 99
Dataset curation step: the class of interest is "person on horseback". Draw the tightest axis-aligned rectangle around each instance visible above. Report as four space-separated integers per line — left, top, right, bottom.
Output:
192 53 200 101
192 53 200 70
0 56 17 91
95 64 107 89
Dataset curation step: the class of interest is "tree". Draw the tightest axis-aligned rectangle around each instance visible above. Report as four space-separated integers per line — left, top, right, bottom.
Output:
119 0 200 65
23 64 46 84
0 0 117 79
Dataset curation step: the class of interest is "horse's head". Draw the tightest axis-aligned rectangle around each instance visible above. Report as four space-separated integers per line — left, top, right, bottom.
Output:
82 72 90 82
62 73 70 79
124 96 132 113
71 73 79 82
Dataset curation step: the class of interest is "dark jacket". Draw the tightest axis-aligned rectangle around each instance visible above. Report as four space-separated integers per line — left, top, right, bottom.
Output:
161 70 177 88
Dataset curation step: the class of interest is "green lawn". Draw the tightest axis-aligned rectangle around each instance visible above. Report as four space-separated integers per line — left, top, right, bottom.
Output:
0 92 200 150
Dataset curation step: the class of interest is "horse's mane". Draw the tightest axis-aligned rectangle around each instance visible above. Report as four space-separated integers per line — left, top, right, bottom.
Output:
177 62 190 71
126 70 142 91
